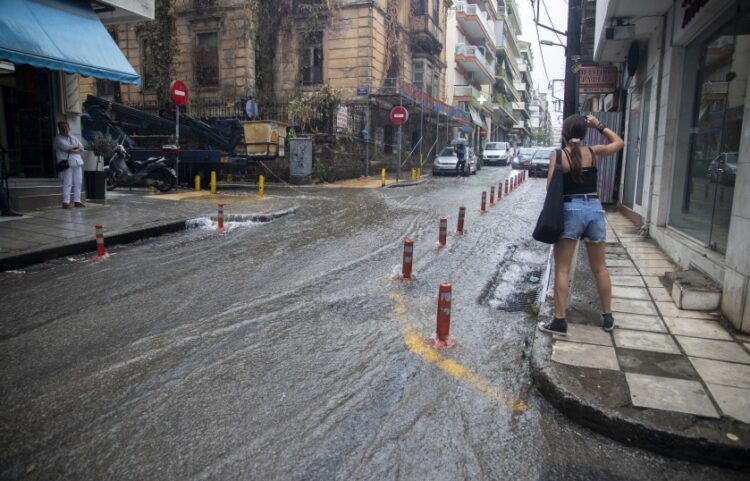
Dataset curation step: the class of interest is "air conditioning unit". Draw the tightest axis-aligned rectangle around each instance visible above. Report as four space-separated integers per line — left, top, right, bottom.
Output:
606 24 635 40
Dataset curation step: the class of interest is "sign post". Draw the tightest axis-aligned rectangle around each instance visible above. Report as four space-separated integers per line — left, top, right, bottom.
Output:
170 80 189 181
390 105 409 182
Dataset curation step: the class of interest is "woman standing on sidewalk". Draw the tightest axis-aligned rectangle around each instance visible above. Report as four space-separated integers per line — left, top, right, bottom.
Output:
54 121 86 209
538 114 624 335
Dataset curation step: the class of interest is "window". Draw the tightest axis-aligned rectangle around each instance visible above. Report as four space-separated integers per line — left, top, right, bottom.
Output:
433 0 439 22
141 38 154 90
195 32 219 87
413 60 424 91
300 32 324 86
96 79 115 97
415 0 426 15
432 71 440 98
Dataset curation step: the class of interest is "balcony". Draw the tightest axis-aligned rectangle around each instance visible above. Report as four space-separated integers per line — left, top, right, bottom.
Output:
410 15 443 55
512 101 530 119
492 93 515 121
455 44 495 85
455 2 495 49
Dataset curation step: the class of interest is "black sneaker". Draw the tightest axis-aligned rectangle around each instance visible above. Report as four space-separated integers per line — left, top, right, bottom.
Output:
602 313 615 332
537 318 567 336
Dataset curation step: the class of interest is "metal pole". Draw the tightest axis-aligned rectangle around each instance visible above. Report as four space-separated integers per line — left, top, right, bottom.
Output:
365 99 370 177
175 105 180 182
563 0 582 119
419 92 424 176
397 95 403 182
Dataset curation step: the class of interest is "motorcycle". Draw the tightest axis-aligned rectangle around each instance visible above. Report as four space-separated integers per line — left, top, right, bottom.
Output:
104 144 177 192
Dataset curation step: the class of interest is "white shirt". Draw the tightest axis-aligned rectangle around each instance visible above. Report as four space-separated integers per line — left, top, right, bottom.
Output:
54 134 84 167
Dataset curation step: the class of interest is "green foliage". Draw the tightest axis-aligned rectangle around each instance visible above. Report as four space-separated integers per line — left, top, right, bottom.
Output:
136 0 177 105
312 160 327 183
91 134 118 160
286 85 341 132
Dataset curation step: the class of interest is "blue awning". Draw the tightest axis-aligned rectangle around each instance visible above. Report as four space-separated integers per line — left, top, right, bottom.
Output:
0 0 140 86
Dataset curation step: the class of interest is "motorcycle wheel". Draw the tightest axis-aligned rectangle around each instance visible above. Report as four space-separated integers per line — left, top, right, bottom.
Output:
155 170 175 192
105 176 117 191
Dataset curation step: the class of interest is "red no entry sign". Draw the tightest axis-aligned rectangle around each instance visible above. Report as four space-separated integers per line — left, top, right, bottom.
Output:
170 80 189 106
390 106 409 126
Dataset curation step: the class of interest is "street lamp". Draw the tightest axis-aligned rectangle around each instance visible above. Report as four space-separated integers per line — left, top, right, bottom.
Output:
540 40 566 48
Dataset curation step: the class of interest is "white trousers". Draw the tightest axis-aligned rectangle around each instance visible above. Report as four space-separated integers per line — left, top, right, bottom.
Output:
61 165 83 204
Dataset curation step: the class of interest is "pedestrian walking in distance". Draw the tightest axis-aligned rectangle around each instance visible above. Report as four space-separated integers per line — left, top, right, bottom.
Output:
538 114 624 336
54 121 86 209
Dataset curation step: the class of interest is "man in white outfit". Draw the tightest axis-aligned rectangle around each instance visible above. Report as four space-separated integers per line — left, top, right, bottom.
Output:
54 121 85 209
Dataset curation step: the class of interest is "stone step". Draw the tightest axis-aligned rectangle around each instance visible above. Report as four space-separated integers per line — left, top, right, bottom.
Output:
666 270 722 311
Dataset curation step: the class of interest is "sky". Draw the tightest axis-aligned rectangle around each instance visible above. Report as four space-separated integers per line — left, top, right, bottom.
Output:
514 0 569 126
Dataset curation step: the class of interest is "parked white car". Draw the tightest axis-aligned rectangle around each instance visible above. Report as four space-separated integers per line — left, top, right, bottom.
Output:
482 141 511 166
432 146 475 175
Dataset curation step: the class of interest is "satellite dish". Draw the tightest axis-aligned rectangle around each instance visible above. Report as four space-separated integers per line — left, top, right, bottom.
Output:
626 42 639 77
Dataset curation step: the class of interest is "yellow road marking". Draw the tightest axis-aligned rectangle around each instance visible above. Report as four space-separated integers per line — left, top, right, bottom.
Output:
389 292 528 413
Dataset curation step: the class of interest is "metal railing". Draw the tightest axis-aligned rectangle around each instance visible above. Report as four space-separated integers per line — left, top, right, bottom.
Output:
454 2 495 48
455 44 496 80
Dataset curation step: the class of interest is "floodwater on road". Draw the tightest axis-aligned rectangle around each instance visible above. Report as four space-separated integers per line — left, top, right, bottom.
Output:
0 168 743 481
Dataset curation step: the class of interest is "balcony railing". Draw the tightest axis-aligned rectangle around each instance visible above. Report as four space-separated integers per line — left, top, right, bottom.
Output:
455 2 495 48
455 44 495 80
454 85 481 99
409 14 442 42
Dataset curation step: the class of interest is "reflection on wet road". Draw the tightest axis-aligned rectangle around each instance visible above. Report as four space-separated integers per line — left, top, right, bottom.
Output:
0 168 743 480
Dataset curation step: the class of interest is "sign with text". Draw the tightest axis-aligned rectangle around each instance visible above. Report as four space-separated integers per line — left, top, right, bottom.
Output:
170 80 189 106
390 106 409 126
577 67 618 94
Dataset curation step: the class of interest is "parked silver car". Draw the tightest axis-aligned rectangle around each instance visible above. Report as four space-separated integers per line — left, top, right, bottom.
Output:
433 146 475 175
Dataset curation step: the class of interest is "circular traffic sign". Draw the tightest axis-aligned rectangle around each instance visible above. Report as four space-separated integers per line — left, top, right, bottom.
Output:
390 106 409 126
170 80 189 106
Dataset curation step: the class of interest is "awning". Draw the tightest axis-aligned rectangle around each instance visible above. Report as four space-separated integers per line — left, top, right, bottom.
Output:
0 0 140 86
467 105 483 127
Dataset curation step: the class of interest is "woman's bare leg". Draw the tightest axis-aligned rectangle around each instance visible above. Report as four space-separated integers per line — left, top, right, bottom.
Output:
553 239 579 318
585 241 612 313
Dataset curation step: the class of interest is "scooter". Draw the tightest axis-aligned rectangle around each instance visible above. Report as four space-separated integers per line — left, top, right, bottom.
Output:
104 144 177 192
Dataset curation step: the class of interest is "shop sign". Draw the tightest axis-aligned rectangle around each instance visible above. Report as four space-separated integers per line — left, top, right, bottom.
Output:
577 67 618 94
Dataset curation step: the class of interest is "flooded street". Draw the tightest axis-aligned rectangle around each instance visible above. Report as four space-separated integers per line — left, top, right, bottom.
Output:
0 168 742 481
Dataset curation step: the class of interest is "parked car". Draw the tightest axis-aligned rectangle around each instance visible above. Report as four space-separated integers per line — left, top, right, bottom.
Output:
467 147 479 174
707 152 738 185
529 148 555 177
482 141 511 166
469 147 481 171
512 147 537 169
433 146 474 175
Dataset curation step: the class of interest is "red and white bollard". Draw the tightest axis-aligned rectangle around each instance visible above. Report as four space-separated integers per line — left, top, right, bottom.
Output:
402 239 414 281
498 180 503 200
438 217 447 248
217 203 225 233
504 179 509 196
456 206 466 235
429 283 455 350
480 191 487 213
489 186 495 206
92 224 109 261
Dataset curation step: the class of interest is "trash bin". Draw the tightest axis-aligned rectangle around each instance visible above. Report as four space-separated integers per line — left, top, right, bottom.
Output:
289 137 313 185
83 151 106 200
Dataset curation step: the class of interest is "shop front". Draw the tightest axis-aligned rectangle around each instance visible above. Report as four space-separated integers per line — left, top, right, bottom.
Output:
0 0 145 190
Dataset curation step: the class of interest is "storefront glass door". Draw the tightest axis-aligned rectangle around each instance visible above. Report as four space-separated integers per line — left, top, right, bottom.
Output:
669 10 749 254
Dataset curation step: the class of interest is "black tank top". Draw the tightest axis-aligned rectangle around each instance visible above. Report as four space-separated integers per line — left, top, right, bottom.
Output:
561 148 598 195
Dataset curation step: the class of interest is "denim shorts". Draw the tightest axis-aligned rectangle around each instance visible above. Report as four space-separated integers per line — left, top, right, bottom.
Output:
561 198 606 243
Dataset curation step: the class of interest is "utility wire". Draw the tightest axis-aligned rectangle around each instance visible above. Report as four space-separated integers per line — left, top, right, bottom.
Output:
542 0 566 45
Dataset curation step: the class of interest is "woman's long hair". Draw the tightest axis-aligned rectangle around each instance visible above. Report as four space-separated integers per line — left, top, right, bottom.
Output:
561 115 588 182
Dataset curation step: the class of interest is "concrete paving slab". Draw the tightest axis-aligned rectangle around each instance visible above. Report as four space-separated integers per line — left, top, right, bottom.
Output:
551 340 620 371
625 373 720 418
633 259 677 269
689 357 750 389
706 384 750 423
615 312 667 332
612 298 658 316
663 317 733 341
648 287 673 302
616 349 700 380
640 267 676 276
746 343 750 352
614 330 681 354
612 286 651 300
643 276 665 288
606 259 636 268
629 253 671 261
605 246 627 254
675 336 750 364
656 301 718 320
610 275 646 287
607 267 640 276
553 324 613 346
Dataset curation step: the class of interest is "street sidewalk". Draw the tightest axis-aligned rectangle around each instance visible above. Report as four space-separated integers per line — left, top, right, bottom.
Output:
531 211 750 470
0 187 298 271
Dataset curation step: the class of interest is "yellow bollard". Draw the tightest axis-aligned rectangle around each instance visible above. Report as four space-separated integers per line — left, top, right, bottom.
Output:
418 166 422 178
210 171 217 194
259 175 265 199
411 168 416 181
227 174 233 183
381 168 386 187
195 175 201 191
149 185 156 195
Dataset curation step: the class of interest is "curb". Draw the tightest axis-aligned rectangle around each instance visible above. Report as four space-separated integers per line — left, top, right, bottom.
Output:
529 332 750 471
386 178 429 188
0 207 297 272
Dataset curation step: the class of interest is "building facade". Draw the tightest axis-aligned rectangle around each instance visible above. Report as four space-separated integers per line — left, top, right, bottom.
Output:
593 0 750 333
491 1 524 148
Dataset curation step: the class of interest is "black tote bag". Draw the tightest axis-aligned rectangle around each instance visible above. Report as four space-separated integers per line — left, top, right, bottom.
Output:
532 151 564 244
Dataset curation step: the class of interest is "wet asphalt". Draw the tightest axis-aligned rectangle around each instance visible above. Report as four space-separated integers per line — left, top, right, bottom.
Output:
0 167 745 481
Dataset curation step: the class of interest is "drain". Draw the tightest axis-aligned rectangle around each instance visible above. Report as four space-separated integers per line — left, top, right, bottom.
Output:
495 268 544 312
483 240 548 312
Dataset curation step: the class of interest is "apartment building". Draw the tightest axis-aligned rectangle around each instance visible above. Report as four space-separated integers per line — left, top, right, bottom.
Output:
491 0 521 146
529 91 551 145
511 40 533 146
